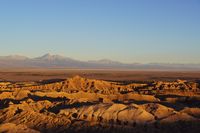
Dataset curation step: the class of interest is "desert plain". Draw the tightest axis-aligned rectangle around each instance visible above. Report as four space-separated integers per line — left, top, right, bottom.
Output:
0 69 200 133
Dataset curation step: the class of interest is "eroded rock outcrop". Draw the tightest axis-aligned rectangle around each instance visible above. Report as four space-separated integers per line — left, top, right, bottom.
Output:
0 76 200 133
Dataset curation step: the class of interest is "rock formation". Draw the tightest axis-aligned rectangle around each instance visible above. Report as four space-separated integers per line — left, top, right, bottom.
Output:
0 76 200 133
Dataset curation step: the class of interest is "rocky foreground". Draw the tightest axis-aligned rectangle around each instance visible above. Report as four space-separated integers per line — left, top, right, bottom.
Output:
0 76 200 133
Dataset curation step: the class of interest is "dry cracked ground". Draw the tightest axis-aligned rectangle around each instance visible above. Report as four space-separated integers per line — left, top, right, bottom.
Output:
0 76 200 133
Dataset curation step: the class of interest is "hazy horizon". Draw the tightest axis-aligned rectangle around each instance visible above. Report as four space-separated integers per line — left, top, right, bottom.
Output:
0 53 200 65
0 0 200 64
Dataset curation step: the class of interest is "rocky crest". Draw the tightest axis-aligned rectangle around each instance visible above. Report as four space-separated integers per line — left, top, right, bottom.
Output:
0 76 200 133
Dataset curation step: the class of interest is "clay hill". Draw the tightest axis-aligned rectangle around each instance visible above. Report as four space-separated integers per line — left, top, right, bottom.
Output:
0 76 200 133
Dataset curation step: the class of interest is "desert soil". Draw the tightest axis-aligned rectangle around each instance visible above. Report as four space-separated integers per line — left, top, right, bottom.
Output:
0 70 200 133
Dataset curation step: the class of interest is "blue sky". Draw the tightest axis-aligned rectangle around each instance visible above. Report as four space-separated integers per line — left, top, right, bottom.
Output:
0 0 199 63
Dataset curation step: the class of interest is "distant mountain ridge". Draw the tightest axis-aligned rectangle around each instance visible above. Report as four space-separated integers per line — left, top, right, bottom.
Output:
34 53 71 61
0 55 29 60
0 53 200 70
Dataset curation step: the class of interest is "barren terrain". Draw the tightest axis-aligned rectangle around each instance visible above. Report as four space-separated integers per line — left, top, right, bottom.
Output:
0 70 200 133
1 69 200 82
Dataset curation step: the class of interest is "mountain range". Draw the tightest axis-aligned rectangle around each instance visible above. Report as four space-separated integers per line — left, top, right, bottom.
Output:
0 53 199 70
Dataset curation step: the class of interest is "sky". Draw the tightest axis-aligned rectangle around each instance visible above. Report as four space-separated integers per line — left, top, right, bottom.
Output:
0 0 200 64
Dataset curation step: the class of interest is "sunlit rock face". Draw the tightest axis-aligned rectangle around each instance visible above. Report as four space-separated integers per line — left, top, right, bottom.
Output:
0 76 200 133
